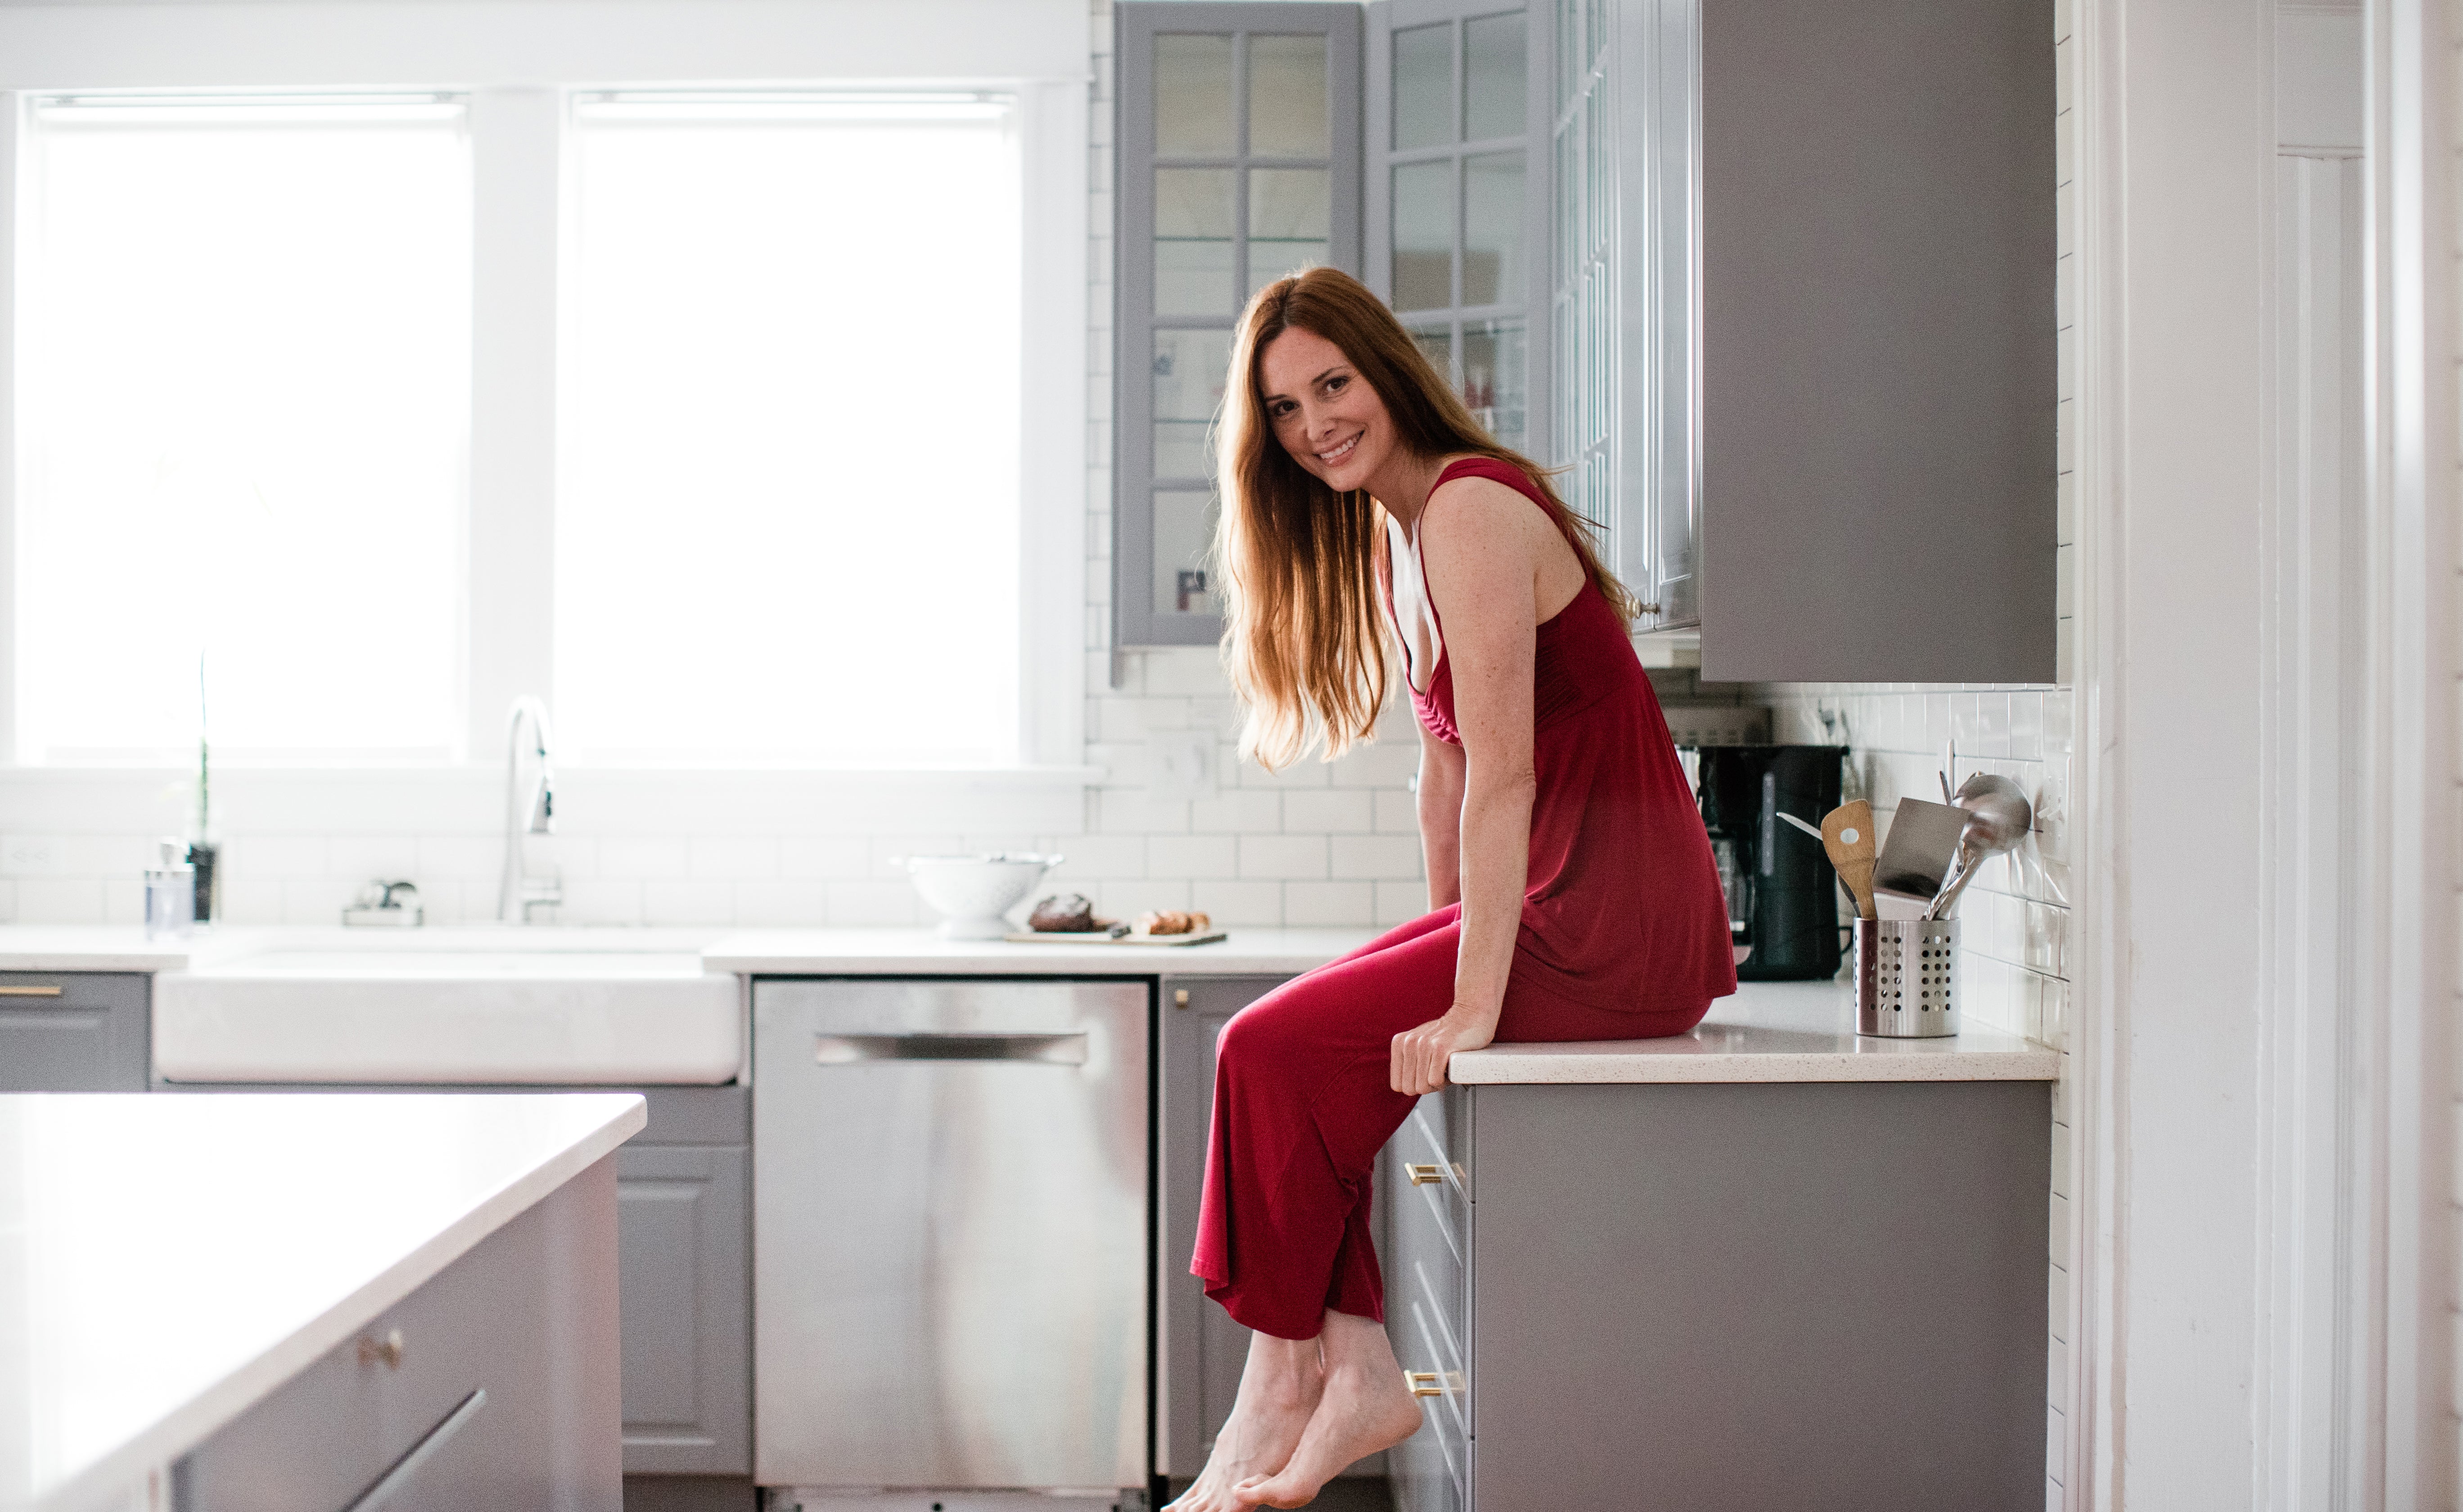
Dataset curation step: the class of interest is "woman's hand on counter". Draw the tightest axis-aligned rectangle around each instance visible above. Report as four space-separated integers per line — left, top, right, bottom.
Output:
1390 1004 1501 1096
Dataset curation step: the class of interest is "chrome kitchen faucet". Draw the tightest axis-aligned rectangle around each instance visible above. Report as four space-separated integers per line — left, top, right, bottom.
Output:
497 695 562 924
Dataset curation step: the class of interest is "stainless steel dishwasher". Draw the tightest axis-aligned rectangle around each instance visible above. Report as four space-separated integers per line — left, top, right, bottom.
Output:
752 978 1150 1495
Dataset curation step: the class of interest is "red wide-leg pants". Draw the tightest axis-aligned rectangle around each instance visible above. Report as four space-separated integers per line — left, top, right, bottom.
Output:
1189 905 1706 1340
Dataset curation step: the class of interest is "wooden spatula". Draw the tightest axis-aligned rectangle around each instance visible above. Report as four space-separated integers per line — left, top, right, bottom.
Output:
1821 801 1877 920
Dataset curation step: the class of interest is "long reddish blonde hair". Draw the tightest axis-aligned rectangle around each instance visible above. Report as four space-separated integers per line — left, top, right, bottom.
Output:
1213 267 1633 770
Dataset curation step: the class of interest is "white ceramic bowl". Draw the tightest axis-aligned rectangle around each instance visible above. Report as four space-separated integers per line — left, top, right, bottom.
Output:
903 853 1064 940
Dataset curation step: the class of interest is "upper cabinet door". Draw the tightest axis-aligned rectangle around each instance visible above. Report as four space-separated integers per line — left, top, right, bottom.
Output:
1367 0 1553 464
1693 0 2055 681
1115 3 1365 648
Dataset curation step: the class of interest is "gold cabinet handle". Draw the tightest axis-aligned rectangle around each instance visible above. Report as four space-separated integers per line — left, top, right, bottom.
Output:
1405 1163 1444 1186
357 1328 404 1370
0 986 63 997
1173 989 1190 1010
1404 1370 1444 1398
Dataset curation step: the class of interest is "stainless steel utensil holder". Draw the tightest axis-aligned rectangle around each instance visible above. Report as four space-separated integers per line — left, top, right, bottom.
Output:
1854 918 1958 1038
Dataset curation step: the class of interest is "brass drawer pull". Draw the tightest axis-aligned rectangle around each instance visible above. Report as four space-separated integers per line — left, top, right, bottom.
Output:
1405 1163 1444 1186
1404 1370 1444 1398
357 1328 404 1369
0 986 63 997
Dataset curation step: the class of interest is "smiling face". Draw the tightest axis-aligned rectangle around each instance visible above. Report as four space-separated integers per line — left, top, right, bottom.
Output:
1256 325 1399 494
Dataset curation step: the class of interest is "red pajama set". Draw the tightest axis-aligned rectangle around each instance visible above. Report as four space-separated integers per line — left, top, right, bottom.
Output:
1190 458 1738 1341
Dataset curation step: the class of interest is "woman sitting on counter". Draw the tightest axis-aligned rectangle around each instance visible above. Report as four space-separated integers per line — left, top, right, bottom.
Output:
1173 267 1736 1511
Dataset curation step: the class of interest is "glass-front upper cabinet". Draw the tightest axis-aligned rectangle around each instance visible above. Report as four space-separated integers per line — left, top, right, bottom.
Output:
1561 0 1700 631
1116 4 1364 648
1367 0 1551 460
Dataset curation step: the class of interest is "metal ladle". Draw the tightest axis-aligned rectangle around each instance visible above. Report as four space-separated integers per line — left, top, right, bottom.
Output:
1924 773 2034 920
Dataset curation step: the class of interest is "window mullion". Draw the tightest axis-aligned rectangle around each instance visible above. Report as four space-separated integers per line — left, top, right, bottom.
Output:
466 87 562 765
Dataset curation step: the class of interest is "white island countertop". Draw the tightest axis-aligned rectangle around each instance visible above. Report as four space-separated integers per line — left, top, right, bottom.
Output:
0 1091 645 1512
1449 979 2062 1084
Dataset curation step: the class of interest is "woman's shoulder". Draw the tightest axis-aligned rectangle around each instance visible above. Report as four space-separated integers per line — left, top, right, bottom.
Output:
1424 456 1549 536
1431 453 1542 496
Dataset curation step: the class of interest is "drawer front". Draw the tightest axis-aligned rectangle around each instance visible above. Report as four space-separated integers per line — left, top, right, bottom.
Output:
1392 1148 1465 1373
0 972 147 1091
1408 1087 1473 1199
180 1161 619 1511
1400 1104 1469 1269
1396 1282 1469 1512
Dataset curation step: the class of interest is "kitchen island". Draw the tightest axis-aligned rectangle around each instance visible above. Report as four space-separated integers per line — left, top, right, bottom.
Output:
0 1091 644 1512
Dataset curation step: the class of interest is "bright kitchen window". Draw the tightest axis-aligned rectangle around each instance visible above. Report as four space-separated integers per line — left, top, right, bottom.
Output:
5 77 1083 774
12 94 472 764
555 94 1024 766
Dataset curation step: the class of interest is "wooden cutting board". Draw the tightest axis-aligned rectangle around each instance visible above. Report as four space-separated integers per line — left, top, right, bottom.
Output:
1001 931 1229 947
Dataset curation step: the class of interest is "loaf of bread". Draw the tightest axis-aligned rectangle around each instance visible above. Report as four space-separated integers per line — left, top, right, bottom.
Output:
1136 909 1212 936
1028 893 1098 932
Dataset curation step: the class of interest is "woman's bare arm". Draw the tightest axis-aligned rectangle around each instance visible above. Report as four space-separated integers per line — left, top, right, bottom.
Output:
1389 477 1557 1096
1416 720 1466 909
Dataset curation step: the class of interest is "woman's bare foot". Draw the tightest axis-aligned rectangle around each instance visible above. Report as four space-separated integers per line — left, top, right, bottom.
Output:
1165 1330 1325 1512
1229 1312 1424 1509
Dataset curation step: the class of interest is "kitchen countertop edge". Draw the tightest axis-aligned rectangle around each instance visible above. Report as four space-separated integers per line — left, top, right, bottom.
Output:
30 1092 646 1512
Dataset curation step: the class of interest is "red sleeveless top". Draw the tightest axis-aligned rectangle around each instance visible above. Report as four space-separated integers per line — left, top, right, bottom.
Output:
1384 457 1736 1023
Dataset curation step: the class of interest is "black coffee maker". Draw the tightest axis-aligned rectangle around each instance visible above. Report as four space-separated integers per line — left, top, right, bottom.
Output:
1694 744 1846 981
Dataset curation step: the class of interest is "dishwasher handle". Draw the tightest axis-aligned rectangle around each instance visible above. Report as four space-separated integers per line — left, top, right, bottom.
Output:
812 1031 1089 1066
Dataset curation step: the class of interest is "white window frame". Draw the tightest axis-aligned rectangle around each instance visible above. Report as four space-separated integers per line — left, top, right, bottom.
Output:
0 0 1092 805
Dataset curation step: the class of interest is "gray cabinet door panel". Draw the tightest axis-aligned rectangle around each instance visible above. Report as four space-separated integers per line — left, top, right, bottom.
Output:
1468 1081 2049 1511
618 1144 750 1476
1695 0 2057 681
0 972 148 1091
1156 973 1289 1479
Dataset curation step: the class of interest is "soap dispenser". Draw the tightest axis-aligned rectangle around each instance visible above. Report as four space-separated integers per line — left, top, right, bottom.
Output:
143 837 195 940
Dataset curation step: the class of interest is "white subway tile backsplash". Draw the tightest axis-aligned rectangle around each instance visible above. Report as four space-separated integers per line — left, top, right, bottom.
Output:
0 836 148 879
825 881 918 926
558 878 643 926
1374 790 1421 834
644 881 736 926
1188 790 1281 834
1375 880 1431 926
1194 879 1282 926
1283 789 1375 834
231 836 329 881
1332 835 1425 881
1285 880 1376 927
1148 835 1239 880
690 837 779 881
597 837 690 881
15 879 105 923
1239 835 1327 881
734 881 830 927
777 837 871 879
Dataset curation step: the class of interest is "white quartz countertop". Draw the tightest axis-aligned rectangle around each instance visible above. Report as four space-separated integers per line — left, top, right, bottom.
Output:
699 926 1381 975
1448 980 2061 1084
0 925 1383 978
0 1091 646 1512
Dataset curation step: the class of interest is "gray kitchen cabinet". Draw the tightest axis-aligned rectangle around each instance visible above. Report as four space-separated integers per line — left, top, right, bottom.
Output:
1567 0 2056 680
1386 1080 2049 1510
1158 971 1393 1493
617 1143 751 1476
1157 974 1288 1481
1366 0 1553 463
176 1153 623 1512
0 971 148 1091
1114 2 1364 650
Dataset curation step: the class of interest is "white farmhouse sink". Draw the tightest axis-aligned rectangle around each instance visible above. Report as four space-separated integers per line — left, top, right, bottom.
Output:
153 932 741 1085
